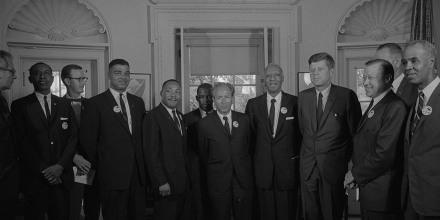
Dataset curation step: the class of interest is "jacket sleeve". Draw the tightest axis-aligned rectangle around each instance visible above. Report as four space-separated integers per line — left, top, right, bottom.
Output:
79 99 99 167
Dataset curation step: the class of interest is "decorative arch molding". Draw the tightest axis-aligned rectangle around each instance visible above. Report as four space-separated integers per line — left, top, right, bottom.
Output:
337 0 412 42
149 0 301 5
5 0 110 44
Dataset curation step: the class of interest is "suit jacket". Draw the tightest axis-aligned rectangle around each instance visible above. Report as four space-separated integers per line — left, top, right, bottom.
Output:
395 76 418 108
403 82 440 216
63 95 87 156
352 91 406 212
198 111 253 193
80 89 147 190
0 94 16 181
143 103 189 194
298 84 362 184
245 92 301 190
184 109 203 161
11 93 78 191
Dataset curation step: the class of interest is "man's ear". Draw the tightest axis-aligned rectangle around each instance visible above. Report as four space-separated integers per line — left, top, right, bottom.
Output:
62 78 70 86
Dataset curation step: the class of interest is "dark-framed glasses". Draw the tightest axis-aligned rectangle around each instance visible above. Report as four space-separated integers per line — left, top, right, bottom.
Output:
0 67 16 75
67 77 88 82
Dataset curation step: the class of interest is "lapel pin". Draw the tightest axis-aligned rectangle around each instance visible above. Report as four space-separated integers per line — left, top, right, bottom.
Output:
233 121 239 128
62 122 68 130
113 106 121 113
334 113 338 117
367 110 374 118
281 107 287 114
422 106 432 116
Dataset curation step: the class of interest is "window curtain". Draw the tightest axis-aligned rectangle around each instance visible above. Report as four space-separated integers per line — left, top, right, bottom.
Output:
410 0 434 42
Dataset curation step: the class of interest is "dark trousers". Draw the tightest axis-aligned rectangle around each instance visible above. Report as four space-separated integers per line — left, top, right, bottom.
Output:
257 186 297 220
301 166 345 220
69 176 100 220
154 183 191 220
101 164 145 220
0 163 19 220
359 186 400 220
209 175 253 220
404 190 440 220
189 155 211 220
23 179 70 220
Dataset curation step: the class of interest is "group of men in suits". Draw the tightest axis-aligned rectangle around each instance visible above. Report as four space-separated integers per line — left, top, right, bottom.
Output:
1 39 439 220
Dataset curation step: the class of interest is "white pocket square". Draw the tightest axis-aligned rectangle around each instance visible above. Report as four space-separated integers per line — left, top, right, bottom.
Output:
60 117 69 120
286 116 294 120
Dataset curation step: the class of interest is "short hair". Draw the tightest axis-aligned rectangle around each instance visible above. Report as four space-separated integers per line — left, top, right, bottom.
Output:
308 52 335 69
377 43 403 56
161 79 181 90
109 59 130 69
264 63 283 75
196 83 213 95
29 62 52 76
0 50 13 69
212 82 235 97
365 59 394 85
61 64 82 85
406 40 437 61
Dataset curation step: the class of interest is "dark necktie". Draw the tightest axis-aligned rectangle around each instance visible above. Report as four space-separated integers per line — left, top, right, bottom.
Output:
172 110 182 135
223 116 230 135
68 99 82 124
44 95 51 125
411 91 425 138
0 95 10 118
269 99 276 134
317 92 323 126
119 93 128 121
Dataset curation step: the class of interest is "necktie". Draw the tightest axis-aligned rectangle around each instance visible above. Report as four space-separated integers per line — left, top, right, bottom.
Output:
269 99 276 134
44 95 51 125
172 110 182 135
0 95 10 120
411 91 425 138
317 92 323 126
223 116 230 135
119 93 128 121
69 99 82 124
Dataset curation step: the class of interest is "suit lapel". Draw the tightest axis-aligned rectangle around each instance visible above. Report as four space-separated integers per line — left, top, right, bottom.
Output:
257 95 272 137
104 90 130 134
158 104 182 136
49 95 59 128
396 76 408 96
127 94 137 134
405 102 414 143
213 111 230 137
318 85 336 130
28 94 50 129
309 90 318 132
275 92 288 136
415 83 440 130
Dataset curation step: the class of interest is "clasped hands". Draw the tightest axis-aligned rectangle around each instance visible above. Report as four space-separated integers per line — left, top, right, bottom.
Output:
73 154 91 176
42 164 64 185
343 170 357 193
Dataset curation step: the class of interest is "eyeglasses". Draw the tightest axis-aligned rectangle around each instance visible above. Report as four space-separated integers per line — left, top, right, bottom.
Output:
0 67 16 75
67 77 88 82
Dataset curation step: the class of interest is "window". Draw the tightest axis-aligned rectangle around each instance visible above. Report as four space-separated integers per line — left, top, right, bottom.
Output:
189 75 257 113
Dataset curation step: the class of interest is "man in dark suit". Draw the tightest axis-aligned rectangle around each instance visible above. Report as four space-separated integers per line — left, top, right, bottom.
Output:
11 62 78 220
143 79 190 220
198 82 253 220
61 64 100 220
345 59 406 220
245 63 301 220
401 40 440 220
0 50 18 220
184 83 213 220
80 59 147 220
375 43 418 108
298 53 362 220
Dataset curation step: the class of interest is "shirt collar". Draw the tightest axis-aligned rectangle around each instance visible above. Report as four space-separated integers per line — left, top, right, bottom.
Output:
316 84 331 98
421 76 440 102
161 102 176 114
65 93 82 100
217 110 232 121
267 91 282 103
371 87 392 108
34 91 51 101
392 74 405 89
109 87 127 100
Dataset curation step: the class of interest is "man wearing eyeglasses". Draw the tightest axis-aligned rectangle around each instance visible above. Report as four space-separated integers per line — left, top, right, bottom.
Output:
60 64 100 220
0 50 18 220
11 62 78 220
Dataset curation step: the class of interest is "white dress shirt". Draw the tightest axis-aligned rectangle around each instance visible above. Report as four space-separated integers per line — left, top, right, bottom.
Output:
109 88 132 134
34 92 51 117
267 92 282 137
217 110 232 132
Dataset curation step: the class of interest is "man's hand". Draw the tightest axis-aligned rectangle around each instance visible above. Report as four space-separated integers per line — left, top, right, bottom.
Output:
73 154 91 175
159 183 171 197
42 164 64 183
